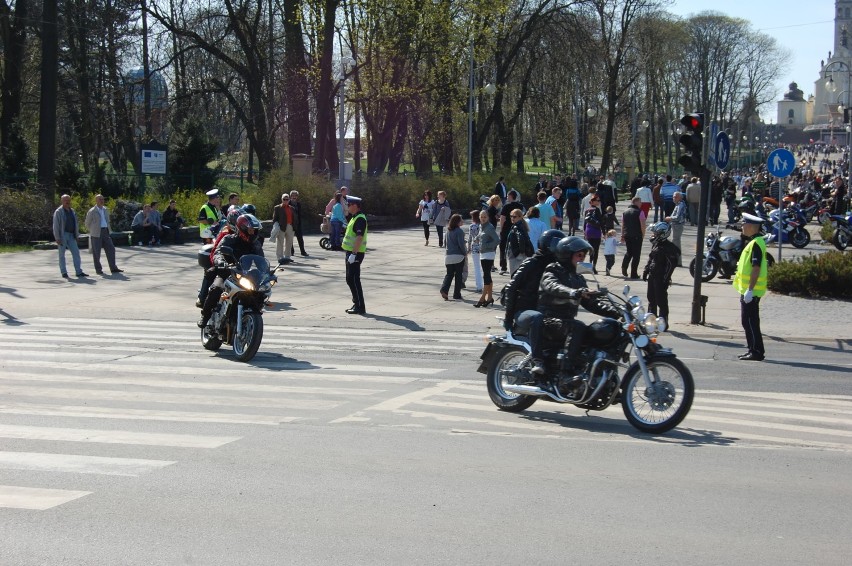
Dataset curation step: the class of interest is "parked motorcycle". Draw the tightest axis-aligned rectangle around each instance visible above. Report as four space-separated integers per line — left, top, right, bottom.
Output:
767 208 810 249
480 263 694 434
830 214 851 250
689 226 775 282
199 253 277 362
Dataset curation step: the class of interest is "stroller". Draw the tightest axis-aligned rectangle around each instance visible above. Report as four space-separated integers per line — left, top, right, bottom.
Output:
318 214 332 250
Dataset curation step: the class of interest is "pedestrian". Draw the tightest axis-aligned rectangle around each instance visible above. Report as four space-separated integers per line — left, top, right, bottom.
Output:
475 210 499 307
635 177 653 219
342 196 368 314
326 186 348 215
329 192 346 251
272 193 296 264
545 186 563 230
288 190 309 257
162 200 185 244
525 206 546 253
84 194 123 275
440 214 466 301
52 194 87 278
431 191 452 248
221 192 240 216
485 194 501 228
642 222 679 322
494 176 508 203
583 195 603 273
603 229 618 276
148 201 163 245
665 191 686 266
733 213 768 361
415 190 435 246
652 178 663 222
685 177 701 225
468 210 483 293
131 204 155 247
498 190 523 273
660 175 680 216
535 190 555 229
620 196 646 279
602 205 619 233
198 189 223 244
506 208 533 275
563 177 582 236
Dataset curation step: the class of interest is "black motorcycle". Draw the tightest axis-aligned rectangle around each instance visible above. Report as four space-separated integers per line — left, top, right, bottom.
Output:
690 226 776 282
830 214 851 250
480 263 694 434
199 253 277 362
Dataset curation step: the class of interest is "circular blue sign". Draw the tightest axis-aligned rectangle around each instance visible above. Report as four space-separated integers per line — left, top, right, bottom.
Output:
766 148 795 178
715 132 731 170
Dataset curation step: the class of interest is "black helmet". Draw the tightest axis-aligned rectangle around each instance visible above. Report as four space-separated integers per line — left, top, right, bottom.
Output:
538 229 566 258
554 236 593 267
236 213 262 243
241 204 257 216
649 221 671 241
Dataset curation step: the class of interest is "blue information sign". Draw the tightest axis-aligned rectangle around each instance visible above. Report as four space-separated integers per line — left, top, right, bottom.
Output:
714 132 731 170
766 148 795 178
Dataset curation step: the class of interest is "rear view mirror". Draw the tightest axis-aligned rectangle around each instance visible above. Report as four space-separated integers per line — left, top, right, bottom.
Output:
575 261 594 275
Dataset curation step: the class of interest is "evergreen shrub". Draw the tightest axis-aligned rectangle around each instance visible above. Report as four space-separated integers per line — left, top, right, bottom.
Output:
767 251 852 299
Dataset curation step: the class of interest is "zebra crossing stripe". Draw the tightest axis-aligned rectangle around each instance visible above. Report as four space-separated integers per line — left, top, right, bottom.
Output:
0 424 239 448
0 452 174 476
0 485 91 510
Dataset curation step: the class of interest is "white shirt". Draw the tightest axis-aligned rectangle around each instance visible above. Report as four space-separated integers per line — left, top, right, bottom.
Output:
635 186 653 204
97 206 108 228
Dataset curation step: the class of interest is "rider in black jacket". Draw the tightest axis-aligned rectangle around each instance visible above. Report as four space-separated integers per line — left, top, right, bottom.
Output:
502 229 565 376
198 214 264 327
538 236 620 380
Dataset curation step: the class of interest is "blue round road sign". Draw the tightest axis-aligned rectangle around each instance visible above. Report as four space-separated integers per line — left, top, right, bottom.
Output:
715 132 731 170
766 148 795 178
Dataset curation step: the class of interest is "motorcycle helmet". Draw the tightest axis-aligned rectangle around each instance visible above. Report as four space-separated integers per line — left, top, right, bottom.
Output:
241 204 257 216
538 229 566 259
649 221 671 242
236 213 262 243
738 195 757 215
554 236 593 268
226 205 242 228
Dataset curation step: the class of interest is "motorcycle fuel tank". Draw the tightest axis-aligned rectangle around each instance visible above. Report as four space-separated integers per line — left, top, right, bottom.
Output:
587 318 621 346
719 236 739 251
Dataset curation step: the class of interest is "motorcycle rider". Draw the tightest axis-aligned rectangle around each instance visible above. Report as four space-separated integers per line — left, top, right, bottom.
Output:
198 214 264 328
537 237 621 383
642 222 679 322
502 229 565 377
196 205 242 308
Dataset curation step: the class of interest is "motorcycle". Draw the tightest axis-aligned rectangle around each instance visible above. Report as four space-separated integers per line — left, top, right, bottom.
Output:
830 214 851 250
199 252 277 362
766 208 810 249
479 263 694 434
689 226 775 282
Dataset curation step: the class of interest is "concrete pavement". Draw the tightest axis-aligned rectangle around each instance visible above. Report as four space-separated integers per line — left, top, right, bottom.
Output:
1 222 848 346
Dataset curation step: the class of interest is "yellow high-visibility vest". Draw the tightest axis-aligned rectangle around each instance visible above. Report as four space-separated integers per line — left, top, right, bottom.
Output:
733 236 768 297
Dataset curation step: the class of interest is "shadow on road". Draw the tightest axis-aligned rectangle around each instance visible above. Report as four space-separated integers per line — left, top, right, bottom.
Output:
361 313 425 331
0 307 24 325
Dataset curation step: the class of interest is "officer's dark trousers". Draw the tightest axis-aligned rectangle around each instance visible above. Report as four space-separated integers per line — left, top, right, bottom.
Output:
740 296 764 357
346 253 365 311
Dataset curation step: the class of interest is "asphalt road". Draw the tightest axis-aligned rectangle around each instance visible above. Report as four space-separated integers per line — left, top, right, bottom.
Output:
0 226 850 565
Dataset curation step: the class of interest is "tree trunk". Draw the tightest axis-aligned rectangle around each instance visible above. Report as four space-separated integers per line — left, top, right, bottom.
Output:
37 0 58 191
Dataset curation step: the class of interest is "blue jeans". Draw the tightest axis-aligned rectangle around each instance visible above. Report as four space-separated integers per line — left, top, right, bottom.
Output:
331 220 344 248
58 232 82 276
515 310 544 360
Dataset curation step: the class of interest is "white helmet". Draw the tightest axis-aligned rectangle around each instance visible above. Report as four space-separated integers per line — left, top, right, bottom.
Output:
649 221 671 241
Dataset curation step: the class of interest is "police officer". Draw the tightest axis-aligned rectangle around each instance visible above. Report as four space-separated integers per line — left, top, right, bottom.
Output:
198 189 223 244
734 213 768 361
342 196 367 314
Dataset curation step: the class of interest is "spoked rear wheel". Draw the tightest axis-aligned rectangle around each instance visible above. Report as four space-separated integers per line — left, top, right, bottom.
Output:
621 357 694 433
232 312 263 362
486 346 538 412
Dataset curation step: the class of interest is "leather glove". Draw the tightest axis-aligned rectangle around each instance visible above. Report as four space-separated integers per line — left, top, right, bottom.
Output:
743 289 754 304
642 272 648 281
347 254 357 264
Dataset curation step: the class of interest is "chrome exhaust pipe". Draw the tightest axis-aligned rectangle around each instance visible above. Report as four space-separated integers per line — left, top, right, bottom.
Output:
503 384 569 403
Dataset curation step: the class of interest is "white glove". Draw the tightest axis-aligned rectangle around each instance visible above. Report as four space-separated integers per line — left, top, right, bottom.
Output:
347 254 356 264
743 289 753 303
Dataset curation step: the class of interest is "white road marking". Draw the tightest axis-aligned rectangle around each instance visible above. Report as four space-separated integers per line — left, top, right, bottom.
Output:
0 485 91 510
0 424 239 448
0 452 174 476
0 403 298 425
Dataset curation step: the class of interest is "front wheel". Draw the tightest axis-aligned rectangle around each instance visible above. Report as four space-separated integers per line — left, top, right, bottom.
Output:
790 227 810 248
486 345 538 412
621 356 694 434
833 228 849 250
233 312 264 362
689 256 718 282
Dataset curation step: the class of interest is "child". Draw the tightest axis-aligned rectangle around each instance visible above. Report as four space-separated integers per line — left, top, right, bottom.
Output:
603 229 618 276
602 205 620 233
468 210 483 293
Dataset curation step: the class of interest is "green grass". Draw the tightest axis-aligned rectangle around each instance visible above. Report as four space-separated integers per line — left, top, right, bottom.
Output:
0 244 33 253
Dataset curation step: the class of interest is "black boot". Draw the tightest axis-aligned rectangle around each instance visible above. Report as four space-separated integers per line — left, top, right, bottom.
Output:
198 288 222 327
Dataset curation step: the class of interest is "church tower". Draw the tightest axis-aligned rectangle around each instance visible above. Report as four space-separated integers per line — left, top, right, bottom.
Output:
836 0 852 58
810 0 852 129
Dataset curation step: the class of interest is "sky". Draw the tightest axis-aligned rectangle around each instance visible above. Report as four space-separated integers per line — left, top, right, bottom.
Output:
667 0 836 120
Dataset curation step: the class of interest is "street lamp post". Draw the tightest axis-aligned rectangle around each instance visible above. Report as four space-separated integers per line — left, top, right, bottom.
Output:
338 57 355 184
467 43 495 186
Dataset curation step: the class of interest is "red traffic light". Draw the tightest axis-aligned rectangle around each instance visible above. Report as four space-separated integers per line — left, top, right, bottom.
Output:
680 113 704 134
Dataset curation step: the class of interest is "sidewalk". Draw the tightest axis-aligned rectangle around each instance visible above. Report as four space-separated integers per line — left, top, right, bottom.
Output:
1 224 848 344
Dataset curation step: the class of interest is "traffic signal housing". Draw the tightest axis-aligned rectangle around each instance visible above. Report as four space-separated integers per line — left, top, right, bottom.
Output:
678 113 704 175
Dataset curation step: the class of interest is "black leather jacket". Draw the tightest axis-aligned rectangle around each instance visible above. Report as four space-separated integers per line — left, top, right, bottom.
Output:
503 253 551 325
212 233 264 267
538 262 620 321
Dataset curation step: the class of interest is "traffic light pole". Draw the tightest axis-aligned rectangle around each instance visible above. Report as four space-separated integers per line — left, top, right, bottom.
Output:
690 165 712 325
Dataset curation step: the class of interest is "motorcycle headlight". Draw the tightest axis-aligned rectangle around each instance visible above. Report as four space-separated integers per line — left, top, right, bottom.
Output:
238 277 256 291
642 313 658 333
631 305 645 319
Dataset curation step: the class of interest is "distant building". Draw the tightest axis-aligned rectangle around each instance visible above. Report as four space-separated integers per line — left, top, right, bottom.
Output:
125 67 169 140
776 82 813 126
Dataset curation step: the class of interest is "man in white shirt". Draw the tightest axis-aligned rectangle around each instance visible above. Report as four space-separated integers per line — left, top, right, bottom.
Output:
84 194 123 275
635 178 653 219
